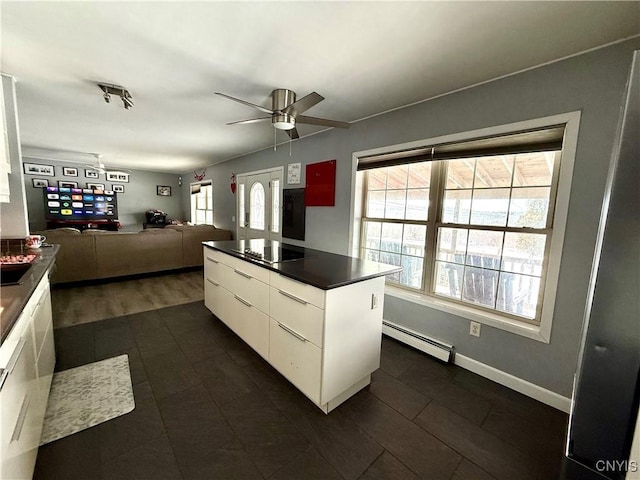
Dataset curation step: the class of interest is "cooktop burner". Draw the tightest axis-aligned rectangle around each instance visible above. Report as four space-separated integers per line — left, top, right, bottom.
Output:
233 246 307 264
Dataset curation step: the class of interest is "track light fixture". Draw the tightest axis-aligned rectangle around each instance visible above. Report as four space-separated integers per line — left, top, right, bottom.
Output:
98 83 133 110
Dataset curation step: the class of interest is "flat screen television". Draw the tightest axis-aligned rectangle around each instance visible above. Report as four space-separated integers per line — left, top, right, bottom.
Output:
43 186 119 221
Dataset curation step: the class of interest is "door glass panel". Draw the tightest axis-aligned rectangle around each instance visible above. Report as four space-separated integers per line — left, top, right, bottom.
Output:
271 179 280 233
238 183 245 226
249 182 265 230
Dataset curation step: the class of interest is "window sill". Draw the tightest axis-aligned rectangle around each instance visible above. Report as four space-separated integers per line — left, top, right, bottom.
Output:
384 286 550 343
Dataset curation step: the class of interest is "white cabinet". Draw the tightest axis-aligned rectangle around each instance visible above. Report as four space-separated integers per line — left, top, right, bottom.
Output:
204 250 270 361
204 247 386 413
0 274 55 479
269 318 322 403
0 75 12 203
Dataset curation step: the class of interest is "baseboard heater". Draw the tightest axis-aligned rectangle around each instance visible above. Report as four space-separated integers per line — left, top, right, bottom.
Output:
382 320 454 363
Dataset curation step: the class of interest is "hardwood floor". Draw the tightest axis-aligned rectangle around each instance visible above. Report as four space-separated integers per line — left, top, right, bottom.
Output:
40 272 569 479
51 269 204 329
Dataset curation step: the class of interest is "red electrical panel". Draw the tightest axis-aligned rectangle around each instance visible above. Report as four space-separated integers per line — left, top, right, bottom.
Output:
305 159 336 206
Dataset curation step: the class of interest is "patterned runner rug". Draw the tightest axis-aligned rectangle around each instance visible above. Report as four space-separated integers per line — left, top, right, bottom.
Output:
40 354 135 445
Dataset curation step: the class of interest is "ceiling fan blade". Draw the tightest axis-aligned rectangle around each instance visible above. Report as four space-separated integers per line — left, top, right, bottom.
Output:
282 92 324 116
226 117 272 126
215 92 274 115
286 128 300 140
296 115 350 129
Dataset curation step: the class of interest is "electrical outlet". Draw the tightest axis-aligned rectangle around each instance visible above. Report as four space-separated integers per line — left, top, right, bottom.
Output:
371 293 379 309
470 321 481 337
232 215 235 222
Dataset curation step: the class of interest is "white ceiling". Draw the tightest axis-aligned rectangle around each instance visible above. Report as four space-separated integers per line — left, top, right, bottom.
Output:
3 1 639 173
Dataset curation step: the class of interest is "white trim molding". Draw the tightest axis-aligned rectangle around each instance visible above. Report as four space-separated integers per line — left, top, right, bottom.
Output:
351 111 582 342
454 353 572 413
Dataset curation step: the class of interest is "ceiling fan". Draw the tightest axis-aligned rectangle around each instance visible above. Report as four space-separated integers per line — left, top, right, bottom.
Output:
85 154 130 174
215 89 349 139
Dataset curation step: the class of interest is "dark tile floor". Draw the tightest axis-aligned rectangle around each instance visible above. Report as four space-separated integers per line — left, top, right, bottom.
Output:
35 301 568 480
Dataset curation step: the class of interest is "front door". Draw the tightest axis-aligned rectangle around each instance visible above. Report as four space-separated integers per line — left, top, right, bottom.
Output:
237 169 282 241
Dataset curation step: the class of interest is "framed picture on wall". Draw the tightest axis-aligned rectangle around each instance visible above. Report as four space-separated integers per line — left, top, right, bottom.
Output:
112 184 125 193
85 169 99 179
58 180 78 188
87 183 105 191
157 185 171 196
63 167 79 177
106 172 129 183
23 163 55 176
32 178 49 188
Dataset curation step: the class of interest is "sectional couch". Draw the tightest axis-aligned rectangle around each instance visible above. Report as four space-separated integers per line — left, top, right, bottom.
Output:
38 224 232 284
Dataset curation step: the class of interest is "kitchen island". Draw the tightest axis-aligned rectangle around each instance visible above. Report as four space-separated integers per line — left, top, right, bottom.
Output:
0 244 57 479
203 239 400 413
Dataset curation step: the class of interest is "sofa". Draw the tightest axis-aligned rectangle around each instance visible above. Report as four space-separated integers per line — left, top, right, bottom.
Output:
37 225 232 284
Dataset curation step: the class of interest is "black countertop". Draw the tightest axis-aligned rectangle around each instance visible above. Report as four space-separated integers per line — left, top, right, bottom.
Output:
203 239 401 290
1 245 59 344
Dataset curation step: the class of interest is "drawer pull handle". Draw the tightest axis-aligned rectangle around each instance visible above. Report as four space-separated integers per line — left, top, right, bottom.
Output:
0 369 8 392
233 269 252 279
206 278 220 287
206 256 219 264
7 338 26 374
0 338 26 392
234 295 252 308
11 394 31 443
277 322 307 343
278 290 307 305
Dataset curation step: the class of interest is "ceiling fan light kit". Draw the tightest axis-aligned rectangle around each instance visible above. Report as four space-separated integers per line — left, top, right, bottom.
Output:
98 83 134 110
215 88 349 140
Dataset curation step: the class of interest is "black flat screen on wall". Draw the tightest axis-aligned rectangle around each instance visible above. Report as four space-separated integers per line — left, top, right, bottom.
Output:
283 188 305 241
43 186 119 221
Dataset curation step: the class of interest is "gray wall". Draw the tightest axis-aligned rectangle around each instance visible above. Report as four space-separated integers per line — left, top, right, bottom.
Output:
23 160 182 232
0 74 29 238
183 39 640 397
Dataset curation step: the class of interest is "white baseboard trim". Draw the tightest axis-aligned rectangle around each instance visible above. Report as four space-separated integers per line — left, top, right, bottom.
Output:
454 353 572 413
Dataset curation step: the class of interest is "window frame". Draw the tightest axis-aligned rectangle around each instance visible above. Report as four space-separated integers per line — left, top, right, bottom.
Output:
350 112 581 343
190 180 213 225
361 153 561 326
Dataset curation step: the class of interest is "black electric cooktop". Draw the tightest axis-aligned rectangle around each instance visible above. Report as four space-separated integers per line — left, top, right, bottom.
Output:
232 245 308 264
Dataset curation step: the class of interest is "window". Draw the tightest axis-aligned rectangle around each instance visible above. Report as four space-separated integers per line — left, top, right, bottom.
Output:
190 182 213 225
359 124 567 330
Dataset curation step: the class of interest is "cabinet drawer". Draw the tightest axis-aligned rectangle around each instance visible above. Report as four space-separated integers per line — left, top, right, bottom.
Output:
205 279 232 324
269 318 321 404
36 326 55 399
230 294 269 360
270 273 325 309
0 320 37 475
223 255 270 284
203 248 227 266
31 288 51 360
269 287 324 347
205 258 233 291
226 269 269 314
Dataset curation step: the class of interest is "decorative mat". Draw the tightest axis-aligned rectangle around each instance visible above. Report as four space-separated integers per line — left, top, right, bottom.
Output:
40 354 135 445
